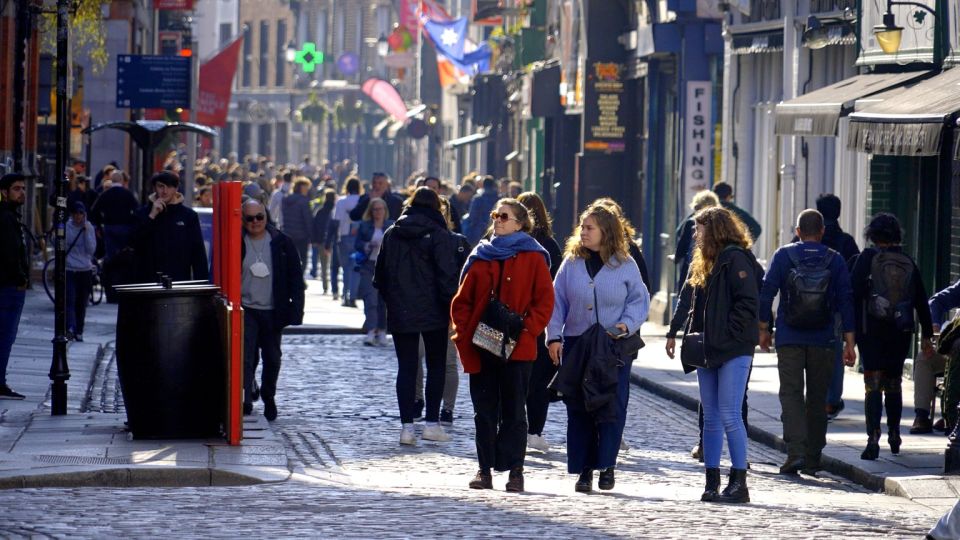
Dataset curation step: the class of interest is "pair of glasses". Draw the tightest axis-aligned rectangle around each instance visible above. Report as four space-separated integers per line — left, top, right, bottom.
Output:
244 213 266 223
490 212 517 222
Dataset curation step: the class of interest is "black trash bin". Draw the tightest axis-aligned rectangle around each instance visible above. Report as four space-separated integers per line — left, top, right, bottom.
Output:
114 279 225 439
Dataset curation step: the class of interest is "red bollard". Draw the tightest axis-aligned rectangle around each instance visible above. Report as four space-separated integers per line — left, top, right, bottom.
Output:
213 182 244 445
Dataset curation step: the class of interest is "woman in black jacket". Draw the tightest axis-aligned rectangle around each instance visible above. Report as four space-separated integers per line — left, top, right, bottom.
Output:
665 206 759 504
517 192 562 453
850 213 933 460
374 187 461 446
310 189 336 291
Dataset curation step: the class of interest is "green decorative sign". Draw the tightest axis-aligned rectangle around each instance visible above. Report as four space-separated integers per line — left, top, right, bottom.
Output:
293 42 324 73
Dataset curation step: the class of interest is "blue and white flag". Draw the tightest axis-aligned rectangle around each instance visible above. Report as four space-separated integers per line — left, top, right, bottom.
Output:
423 17 491 78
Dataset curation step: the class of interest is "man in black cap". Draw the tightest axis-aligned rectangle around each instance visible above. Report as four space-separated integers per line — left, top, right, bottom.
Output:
0 173 28 399
132 171 209 283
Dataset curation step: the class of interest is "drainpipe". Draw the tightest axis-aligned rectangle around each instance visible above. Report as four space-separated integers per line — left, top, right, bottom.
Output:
778 0 800 249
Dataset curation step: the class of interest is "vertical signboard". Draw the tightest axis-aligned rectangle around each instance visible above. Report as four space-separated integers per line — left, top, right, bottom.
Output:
583 61 626 153
683 81 712 209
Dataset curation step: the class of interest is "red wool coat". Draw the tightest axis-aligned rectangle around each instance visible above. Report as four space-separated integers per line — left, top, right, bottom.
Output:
451 252 555 374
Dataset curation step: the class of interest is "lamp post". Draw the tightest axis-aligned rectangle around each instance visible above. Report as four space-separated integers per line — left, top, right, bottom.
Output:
873 0 946 66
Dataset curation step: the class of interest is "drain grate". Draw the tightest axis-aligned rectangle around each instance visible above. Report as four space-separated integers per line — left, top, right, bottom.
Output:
33 454 134 465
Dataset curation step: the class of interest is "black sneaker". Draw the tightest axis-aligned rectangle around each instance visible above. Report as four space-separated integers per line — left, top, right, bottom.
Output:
440 409 454 426
0 385 25 400
263 397 277 421
243 401 254 416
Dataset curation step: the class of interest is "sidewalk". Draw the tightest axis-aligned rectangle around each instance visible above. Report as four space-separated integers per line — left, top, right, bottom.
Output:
297 278 365 333
633 323 960 510
0 289 288 488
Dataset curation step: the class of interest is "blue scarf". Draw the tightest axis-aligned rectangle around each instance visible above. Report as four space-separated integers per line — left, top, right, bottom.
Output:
461 232 550 281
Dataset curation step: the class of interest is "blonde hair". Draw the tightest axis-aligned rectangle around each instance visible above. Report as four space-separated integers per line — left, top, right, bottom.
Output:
362 197 389 221
563 203 629 265
687 207 752 288
690 190 720 212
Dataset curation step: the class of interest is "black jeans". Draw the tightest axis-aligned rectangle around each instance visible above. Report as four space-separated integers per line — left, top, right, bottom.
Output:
394 329 448 424
65 270 93 334
243 308 283 404
526 337 556 436
470 350 533 472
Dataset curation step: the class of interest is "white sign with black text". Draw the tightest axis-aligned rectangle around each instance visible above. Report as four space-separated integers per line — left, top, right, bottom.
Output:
683 81 713 210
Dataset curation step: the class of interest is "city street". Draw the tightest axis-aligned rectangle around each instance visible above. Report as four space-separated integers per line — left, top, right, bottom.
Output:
0 328 941 538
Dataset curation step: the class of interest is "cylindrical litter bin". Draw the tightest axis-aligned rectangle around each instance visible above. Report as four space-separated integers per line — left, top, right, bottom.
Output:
115 280 225 439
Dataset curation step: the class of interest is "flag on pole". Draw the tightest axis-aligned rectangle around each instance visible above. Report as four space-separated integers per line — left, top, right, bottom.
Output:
196 35 244 127
422 17 491 87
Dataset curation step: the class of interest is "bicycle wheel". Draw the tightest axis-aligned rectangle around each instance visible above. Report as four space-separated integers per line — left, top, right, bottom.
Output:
89 263 104 306
42 258 55 303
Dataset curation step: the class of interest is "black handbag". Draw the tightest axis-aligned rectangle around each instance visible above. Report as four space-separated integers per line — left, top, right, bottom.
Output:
472 260 525 362
591 287 643 362
680 288 714 369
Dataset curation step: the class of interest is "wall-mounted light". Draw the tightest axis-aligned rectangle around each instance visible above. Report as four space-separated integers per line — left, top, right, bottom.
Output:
873 0 936 55
802 15 830 50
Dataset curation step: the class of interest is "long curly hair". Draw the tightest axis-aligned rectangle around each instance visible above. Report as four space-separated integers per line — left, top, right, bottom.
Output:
687 207 752 288
563 203 629 265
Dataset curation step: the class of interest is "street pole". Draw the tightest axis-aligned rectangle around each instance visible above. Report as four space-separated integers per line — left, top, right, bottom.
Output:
50 0 71 415
184 40 199 208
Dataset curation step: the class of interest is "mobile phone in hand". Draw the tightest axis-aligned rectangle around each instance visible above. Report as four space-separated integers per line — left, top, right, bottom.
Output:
606 326 628 339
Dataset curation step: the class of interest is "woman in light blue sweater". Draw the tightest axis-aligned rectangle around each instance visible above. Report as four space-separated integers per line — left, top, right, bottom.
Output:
546 202 650 493
65 202 97 341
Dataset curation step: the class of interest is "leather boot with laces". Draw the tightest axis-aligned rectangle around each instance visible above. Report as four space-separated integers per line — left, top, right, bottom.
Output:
505 467 524 492
701 468 721 502
469 469 493 489
717 468 749 504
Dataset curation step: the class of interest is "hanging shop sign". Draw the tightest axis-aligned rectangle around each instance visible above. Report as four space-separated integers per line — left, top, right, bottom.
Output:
683 80 713 209
583 61 625 153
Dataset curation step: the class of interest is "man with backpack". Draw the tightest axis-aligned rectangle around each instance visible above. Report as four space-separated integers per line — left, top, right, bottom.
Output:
759 209 856 475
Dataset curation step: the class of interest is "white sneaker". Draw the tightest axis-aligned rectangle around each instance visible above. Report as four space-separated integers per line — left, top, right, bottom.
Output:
421 423 451 442
620 438 629 451
527 433 550 453
363 330 376 346
399 425 417 446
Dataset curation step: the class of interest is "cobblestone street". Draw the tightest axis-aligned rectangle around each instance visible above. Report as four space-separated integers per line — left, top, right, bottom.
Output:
0 335 942 538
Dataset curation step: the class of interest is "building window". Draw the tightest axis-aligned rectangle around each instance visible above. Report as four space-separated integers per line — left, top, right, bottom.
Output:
237 122 252 158
220 122 234 158
219 23 232 47
333 3 345 57
258 123 273 158
259 20 270 87
276 123 289 164
276 19 287 86
242 23 252 87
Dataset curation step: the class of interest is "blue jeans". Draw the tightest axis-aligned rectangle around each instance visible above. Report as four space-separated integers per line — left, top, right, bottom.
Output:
357 262 386 331
337 236 359 302
0 287 26 386
697 355 752 469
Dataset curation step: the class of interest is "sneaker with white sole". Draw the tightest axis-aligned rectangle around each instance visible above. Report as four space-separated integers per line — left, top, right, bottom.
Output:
620 438 629 451
375 332 389 347
399 425 417 445
527 433 550 453
421 423 451 442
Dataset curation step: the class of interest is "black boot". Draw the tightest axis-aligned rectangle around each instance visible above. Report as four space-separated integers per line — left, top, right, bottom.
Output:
505 467 524 493
862 389 882 460
598 467 615 490
717 468 749 504
575 469 593 493
888 426 902 455
701 468 721 502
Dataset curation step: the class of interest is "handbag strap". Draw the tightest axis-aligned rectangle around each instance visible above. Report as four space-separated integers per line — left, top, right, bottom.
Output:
593 284 600 326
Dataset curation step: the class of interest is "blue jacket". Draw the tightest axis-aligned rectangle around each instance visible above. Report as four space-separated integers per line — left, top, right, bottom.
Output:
354 219 395 256
929 279 960 327
759 241 855 347
463 190 499 245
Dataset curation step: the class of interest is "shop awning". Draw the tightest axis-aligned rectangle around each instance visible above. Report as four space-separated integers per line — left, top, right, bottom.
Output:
730 32 783 55
445 132 489 149
848 68 960 156
775 71 928 137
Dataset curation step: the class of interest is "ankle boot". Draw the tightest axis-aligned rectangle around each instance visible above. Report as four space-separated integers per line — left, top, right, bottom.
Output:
861 430 881 460
505 467 524 493
718 468 749 504
701 468 721 502
598 467 615 490
888 427 902 455
575 469 593 493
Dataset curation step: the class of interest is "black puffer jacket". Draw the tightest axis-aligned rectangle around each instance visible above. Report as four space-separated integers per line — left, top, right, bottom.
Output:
687 245 761 367
374 206 460 333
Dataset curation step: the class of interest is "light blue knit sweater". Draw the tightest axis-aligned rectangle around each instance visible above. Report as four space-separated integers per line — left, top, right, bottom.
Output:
546 255 650 341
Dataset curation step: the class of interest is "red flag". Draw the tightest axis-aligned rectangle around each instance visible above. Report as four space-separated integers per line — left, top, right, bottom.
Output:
196 36 243 127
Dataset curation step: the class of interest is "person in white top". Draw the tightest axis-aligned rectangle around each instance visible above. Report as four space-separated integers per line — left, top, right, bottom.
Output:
331 176 362 305
267 172 291 228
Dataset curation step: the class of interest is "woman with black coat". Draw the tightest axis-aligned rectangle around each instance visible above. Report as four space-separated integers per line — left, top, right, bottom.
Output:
517 192 563 453
665 206 760 504
310 189 336 291
849 213 933 460
374 187 462 446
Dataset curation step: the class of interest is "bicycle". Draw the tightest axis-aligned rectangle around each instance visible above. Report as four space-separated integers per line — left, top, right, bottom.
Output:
42 257 104 306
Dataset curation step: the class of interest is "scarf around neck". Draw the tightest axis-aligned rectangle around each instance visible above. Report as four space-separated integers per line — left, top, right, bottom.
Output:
460 231 550 281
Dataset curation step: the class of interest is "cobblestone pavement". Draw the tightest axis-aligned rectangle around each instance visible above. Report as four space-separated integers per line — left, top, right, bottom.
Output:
0 336 941 538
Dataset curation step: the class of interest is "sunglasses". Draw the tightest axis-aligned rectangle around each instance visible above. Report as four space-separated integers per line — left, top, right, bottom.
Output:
490 212 517 222
244 213 266 223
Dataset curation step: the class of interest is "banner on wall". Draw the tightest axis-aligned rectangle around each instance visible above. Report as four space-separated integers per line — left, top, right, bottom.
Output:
683 81 713 209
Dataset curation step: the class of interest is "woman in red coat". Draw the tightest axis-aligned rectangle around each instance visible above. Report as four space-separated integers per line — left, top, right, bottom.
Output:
451 199 555 493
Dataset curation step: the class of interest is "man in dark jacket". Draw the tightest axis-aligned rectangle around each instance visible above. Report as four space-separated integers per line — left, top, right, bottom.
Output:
280 177 313 270
240 199 305 421
463 175 500 245
759 209 856 476
714 182 762 242
349 172 404 223
132 171 209 283
0 173 28 400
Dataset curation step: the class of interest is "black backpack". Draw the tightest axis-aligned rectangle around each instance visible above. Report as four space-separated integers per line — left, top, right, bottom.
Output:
866 250 915 331
783 246 835 330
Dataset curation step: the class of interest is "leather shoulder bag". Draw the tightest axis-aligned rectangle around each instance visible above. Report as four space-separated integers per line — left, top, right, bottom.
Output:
680 286 711 369
472 260 525 362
